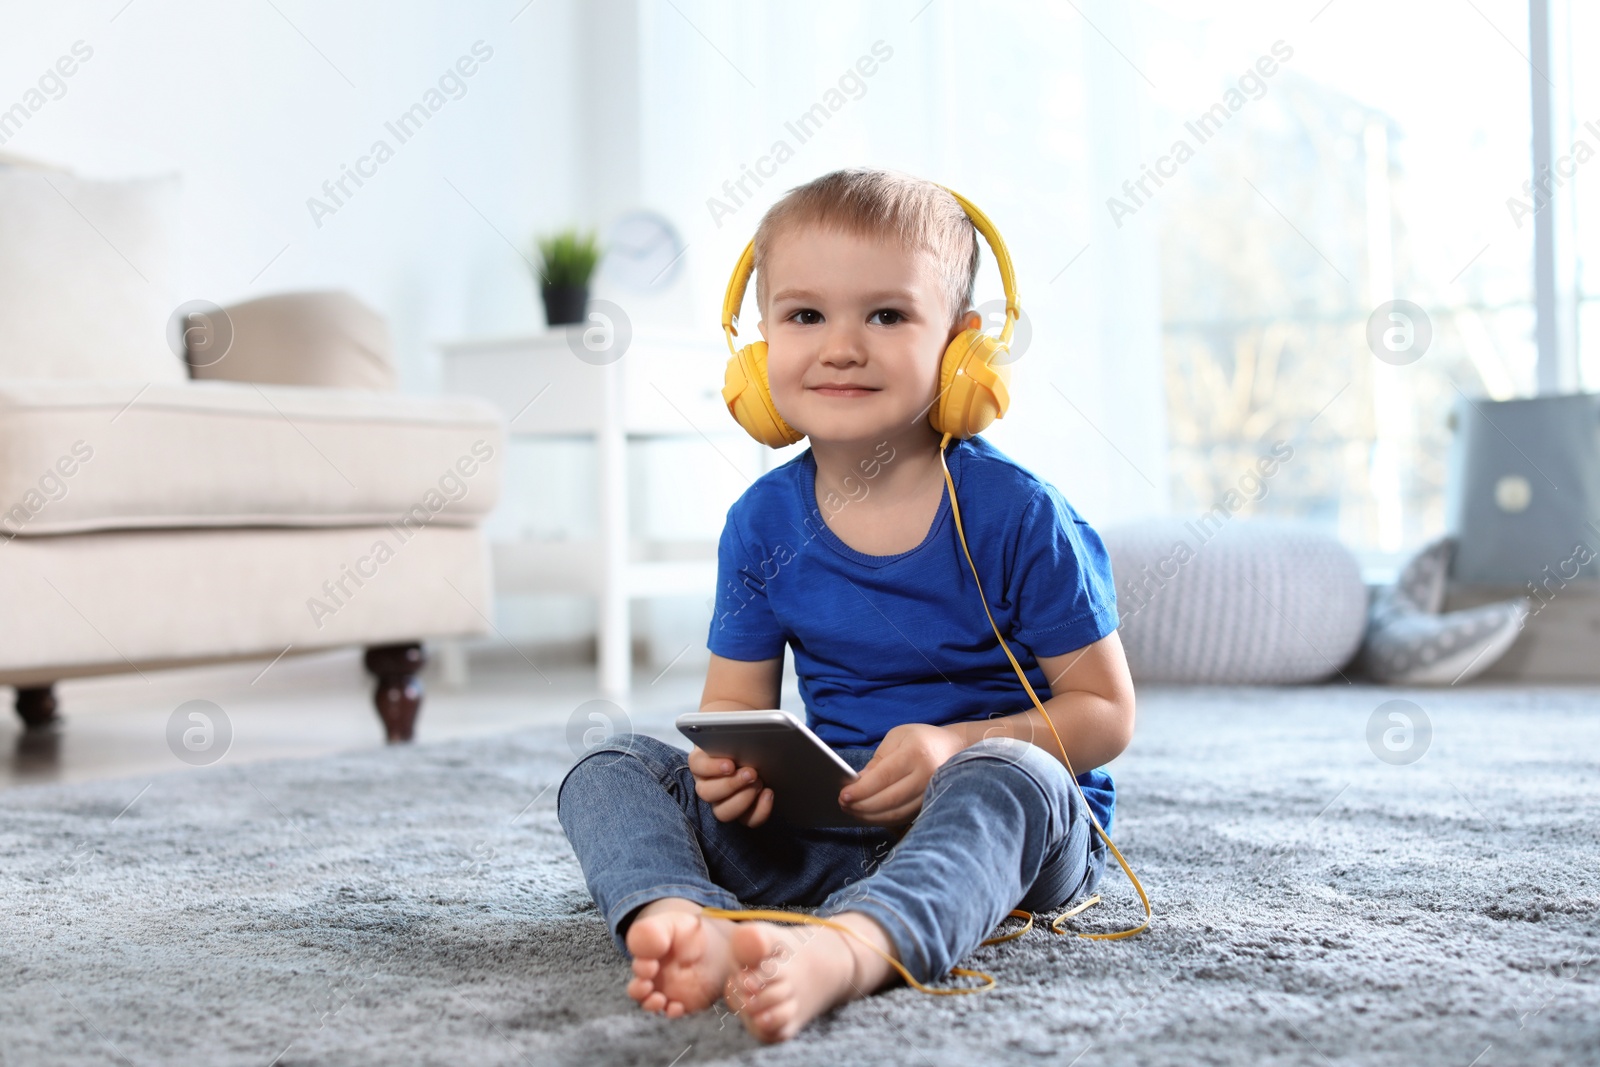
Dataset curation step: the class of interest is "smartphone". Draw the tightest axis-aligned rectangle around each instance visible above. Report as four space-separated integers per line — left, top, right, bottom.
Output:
675 709 867 828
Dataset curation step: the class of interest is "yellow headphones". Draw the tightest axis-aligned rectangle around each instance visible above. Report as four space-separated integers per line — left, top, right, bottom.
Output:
718 185 1018 448
702 185 1150 996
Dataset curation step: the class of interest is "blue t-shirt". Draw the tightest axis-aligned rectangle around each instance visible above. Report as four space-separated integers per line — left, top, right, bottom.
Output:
705 434 1120 833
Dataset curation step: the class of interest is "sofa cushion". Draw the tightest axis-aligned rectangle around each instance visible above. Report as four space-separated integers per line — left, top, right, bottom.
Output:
0 380 503 536
1102 517 1368 684
0 166 187 383
0 523 491 684
188 290 398 391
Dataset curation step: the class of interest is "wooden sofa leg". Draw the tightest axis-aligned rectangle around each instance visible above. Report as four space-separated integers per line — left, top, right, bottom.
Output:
15 685 60 732
365 644 425 743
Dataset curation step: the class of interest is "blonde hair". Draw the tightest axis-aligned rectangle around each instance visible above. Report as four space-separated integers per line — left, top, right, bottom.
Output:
752 167 979 330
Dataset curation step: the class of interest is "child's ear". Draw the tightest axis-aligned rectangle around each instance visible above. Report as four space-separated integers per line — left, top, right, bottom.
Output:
947 308 981 341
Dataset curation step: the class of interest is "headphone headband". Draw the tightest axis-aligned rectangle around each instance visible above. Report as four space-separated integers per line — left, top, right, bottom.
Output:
720 184 1020 355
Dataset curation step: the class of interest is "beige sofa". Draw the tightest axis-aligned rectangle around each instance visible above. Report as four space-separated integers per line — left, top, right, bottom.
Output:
0 161 504 742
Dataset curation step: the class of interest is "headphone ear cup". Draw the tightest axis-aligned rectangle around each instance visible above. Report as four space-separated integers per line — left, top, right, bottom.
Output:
932 329 1013 439
721 340 805 448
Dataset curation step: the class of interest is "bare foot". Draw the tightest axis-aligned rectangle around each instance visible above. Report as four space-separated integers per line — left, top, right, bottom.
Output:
623 899 740 1018
723 913 897 1044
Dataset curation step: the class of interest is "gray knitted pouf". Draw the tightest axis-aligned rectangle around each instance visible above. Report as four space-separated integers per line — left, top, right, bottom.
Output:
1100 518 1367 683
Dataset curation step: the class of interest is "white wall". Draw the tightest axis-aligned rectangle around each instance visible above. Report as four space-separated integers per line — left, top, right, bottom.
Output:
0 0 579 392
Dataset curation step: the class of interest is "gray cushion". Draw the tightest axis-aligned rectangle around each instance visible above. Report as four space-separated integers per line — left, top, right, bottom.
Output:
1356 536 1529 684
1101 518 1367 684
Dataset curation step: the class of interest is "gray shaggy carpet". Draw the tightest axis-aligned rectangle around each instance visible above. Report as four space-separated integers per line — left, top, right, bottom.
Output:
2 684 1598 1066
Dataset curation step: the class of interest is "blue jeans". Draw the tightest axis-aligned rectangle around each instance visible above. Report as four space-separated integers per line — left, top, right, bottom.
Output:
555 731 1109 986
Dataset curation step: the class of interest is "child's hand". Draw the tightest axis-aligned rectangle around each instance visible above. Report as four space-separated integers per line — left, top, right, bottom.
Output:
688 746 775 827
839 723 967 827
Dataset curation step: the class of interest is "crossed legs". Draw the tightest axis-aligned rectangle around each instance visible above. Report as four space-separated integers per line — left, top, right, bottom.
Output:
556 732 1099 1044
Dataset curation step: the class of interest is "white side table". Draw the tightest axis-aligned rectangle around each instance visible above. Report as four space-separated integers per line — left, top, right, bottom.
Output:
440 326 773 697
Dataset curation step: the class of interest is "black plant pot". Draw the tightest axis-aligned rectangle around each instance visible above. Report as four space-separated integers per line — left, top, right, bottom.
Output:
542 284 589 327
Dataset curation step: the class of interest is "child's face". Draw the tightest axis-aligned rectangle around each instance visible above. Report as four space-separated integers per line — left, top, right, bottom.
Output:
757 226 974 447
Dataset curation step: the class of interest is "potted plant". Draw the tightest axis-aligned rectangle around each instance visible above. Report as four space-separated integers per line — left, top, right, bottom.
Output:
534 228 602 327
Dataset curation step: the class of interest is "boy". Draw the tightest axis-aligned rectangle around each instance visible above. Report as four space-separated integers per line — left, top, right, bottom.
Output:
557 168 1135 1044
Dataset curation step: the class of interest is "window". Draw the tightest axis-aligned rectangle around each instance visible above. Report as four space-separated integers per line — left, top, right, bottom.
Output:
1149 0 1542 559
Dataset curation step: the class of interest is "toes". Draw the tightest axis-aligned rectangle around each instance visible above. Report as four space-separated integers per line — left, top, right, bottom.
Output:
744 998 797 1043
728 972 792 1033
726 972 762 1015
764 999 798 1035
625 911 721 1015
730 969 758 997
733 967 769 997
750 978 793 1013
724 974 753 1013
